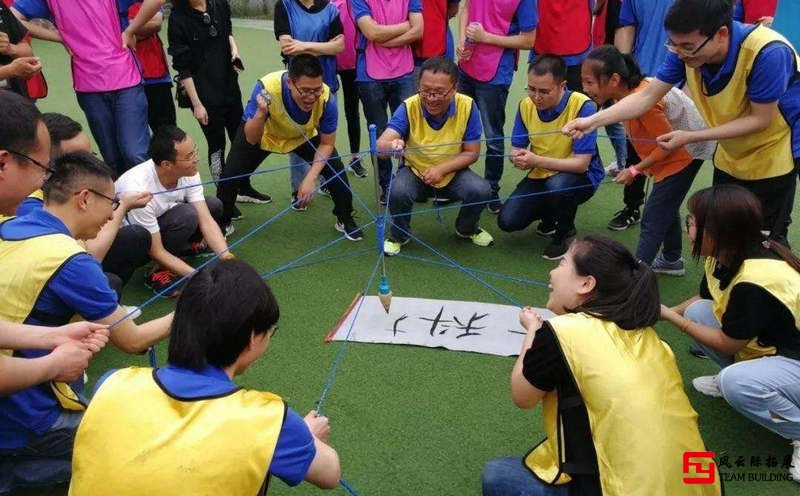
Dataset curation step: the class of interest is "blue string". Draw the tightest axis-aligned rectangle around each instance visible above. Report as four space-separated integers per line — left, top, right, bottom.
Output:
395 253 551 288
316 254 383 414
339 478 361 495
265 247 373 278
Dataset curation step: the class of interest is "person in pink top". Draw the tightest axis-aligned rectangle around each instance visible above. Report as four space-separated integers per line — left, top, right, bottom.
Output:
11 0 161 175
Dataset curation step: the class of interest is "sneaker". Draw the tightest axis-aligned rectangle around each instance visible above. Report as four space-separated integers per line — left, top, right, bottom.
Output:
120 305 142 320
236 187 272 204
230 205 244 221
348 157 368 178
383 238 409 256
542 229 576 260
379 187 388 206
145 270 181 298
535 220 557 237
290 193 308 212
432 196 454 207
487 193 502 215
651 254 685 276
607 207 641 231
692 375 723 398
335 217 364 241
224 224 235 238
605 160 620 177
456 227 494 247
789 441 800 482
182 240 212 258
319 186 331 197
688 342 708 359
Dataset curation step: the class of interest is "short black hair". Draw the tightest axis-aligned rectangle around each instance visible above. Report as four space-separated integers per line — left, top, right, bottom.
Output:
0 91 43 155
586 45 645 88
288 54 324 80
664 0 733 36
43 151 114 205
168 259 281 370
528 54 567 83
149 125 188 165
418 56 460 86
43 113 83 156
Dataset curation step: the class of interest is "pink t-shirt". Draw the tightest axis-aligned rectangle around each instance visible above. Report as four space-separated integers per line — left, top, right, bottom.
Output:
46 0 142 92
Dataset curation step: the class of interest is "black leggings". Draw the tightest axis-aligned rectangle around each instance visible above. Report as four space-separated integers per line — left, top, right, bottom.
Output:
338 69 361 156
199 103 247 185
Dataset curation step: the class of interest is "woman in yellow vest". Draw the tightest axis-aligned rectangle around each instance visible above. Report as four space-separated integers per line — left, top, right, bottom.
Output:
482 235 720 496
662 184 800 482
69 260 342 495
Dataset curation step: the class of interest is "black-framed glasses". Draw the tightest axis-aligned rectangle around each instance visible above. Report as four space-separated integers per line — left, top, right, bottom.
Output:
418 85 455 101
526 85 555 97
202 12 218 38
6 149 54 179
77 189 120 211
291 80 324 98
665 31 716 56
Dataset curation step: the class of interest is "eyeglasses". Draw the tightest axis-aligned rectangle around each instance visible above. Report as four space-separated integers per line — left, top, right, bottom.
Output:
176 148 200 163
291 80 324 98
526 85 554 97
684 214 695 232
6 149 54 180
76 189 120 211
418 85 455 101
202 12 218 38
665 31 716 56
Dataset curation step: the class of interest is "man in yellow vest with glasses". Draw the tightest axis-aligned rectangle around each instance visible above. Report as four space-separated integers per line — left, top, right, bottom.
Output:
377 56 493 256
69 259 342 495
0 151 173 493
564 0 800 241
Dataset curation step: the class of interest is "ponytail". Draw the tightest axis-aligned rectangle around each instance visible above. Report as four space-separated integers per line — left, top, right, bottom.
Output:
764 238 800 274
586 44 645 89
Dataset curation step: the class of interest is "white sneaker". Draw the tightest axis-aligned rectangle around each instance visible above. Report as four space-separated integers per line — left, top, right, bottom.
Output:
692 375 723 397
120 305 142 320
790 441 800 482
605 161 620 177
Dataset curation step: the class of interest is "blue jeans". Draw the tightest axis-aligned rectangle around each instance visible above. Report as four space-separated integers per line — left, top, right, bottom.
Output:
289 152 310 193
604 122 627 166
0 411 82 494
635 159 702 264
458 72 510 195
76 85 150 175
357 77 416 190
482 457 570 496
389 166 492 241
685 300 800 440
498 172 595 236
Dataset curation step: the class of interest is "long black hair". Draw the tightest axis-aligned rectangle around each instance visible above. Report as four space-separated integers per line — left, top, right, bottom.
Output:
168 259 280 370
585 44 645 89
569 235 660 330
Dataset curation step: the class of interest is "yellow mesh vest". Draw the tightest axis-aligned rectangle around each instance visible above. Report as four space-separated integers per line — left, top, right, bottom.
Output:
0 221 88 411
28 189 44 202
69 367 286 496
704 257 800 361
404 93 475 188
686 26 799 180
259 71 331 153
518 92 592 180
525 313 721 496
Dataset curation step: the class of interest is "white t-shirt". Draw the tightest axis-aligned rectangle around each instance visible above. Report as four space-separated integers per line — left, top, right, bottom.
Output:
115 159 205 234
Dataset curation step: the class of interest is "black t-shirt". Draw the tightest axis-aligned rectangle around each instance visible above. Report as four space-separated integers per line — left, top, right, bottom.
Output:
0 3 29 97
167 0 241 107
699 245 800 360
273 0 344 66
523 322 602 496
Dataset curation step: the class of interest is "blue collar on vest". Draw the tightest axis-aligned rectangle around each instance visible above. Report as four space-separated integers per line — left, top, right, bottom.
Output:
0 207 70 241
281 73 314 125
155 365 239 399
537 89 572 122
699 21 755 90
421 99 456 126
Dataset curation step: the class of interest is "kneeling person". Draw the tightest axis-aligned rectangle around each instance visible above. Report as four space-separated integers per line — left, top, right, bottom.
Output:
69 260 341 495
498 55 604 260
115 126 233 296
377 57 493 256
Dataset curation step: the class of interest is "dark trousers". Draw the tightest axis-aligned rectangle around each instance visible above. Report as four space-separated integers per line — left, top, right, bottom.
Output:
635 159 703 264
219 127 354 224
157 196 224 255
101 224 152 300
498 172 596 236
565 64 582 93
200 103 244 181
623 140 646 209
338 69 361 155
713 158 799 241
143 83 176 133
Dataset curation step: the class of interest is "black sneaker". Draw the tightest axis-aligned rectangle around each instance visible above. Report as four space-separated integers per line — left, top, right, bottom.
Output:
487 193 502 215
432 195 454 207
379 187 388 206
335 216 364 241
230 205 244 221
237 186 272 204
319 186 331 197
290 193 308 212
607 207 641 231
542 229 576 260
689 343 708 359
145 269 181 298
349 157 368 178
535 220 556 237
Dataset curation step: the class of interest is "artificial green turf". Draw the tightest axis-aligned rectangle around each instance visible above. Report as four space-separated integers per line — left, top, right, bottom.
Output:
13 22 800 496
